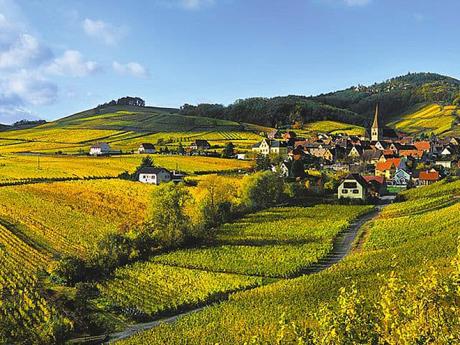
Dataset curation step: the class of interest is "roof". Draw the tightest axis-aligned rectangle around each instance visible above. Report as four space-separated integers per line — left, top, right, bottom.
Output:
376 158 401 171
192 139 210 145
363 175 385 185
419 170 440 181
343 173 369 188
270 140 287 148
140 143 155 149
414 141 431 151
138 167 170 174
372 104 380 129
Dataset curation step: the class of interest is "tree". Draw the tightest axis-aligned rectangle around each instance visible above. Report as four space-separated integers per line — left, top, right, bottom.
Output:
255 154 270 171
140 156 154 168
177 142 185 155
197 175 237 228
222 142 235 158
291 159 306 178
240 171 284 210
145 183 192 248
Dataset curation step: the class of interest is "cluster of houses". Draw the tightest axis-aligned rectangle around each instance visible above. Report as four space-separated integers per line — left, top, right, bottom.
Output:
253 105 460 200
90 140 212 157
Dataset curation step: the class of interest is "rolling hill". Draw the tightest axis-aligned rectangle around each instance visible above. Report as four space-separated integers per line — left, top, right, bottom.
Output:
180 72 460 132
0 104 263 154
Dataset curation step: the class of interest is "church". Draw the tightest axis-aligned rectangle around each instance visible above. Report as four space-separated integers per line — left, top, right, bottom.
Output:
369 104 399 141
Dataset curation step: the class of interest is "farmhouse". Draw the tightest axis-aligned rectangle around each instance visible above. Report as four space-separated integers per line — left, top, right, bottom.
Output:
138 143 156 154
89 143 111 156
252 139 288 156
338 174 369 200
190 140 211 150
418 170 440 186
138 167 172 185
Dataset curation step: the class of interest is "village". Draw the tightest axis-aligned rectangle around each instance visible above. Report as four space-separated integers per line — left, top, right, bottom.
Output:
86 105 459 203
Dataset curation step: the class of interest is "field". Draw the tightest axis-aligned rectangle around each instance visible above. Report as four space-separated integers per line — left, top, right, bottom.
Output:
95 204 370 322
153 205 372 277
0 180 154 257
0 223 70 342
98 263 263 317
0 105 263 154
0 154 253 183
118 179 460 345
296 120 365 136
389 103 459 135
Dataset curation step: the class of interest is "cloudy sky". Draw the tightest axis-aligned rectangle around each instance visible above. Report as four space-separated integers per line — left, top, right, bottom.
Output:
0 0 459 124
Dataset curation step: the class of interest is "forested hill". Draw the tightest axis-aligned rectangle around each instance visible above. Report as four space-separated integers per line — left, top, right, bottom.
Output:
180 72 460 128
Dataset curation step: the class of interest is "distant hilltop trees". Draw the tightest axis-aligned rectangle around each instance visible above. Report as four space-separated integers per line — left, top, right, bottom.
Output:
12 119 47 128
97 96 145 108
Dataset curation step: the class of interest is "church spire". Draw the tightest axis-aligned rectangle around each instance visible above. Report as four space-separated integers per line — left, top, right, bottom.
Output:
371 103 382 141
372 103 379 129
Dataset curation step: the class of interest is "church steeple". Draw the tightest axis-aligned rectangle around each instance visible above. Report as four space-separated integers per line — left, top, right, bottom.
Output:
371 104 382 141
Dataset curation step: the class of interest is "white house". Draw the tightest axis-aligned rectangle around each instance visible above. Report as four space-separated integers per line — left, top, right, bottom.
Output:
252 139 287 156
89 143 111 156
138 143 156 154
138 167 172 185
338 174 369 200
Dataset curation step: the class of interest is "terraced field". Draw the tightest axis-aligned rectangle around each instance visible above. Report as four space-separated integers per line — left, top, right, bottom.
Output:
389 103 459 135
0 105 262 154
99 205 371 319
118 179 460 345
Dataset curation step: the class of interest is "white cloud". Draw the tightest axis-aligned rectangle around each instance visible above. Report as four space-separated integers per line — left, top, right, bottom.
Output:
82 18 126 45
343 0 371 6
46 50 100 77
180 0 215 10
0 33 51 69
113 61 149 78
1 70 57 106
0 105 38 124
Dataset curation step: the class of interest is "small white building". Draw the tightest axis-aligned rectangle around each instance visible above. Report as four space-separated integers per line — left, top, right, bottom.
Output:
89 143 111 156
338 174 369 200
252 139 288 156
138 143 156 154
138 167 172 185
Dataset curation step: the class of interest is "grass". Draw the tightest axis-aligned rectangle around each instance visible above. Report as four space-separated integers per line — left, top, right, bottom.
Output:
0 154 253 182
153 205 372 277
389 103 459 135
98 263 263 318
118 178 460 345
0 105 263 154
295 120 365 137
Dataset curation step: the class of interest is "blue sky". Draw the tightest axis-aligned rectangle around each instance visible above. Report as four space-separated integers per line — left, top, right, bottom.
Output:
0 0 459 123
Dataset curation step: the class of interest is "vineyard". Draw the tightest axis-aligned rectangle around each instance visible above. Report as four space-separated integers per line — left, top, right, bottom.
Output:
118 179 459 345
0 180 154 257
0 223 71 343
0 154 252 183
95 204 370 323
389 104 459 135
153 205 372 277
99 263 263 317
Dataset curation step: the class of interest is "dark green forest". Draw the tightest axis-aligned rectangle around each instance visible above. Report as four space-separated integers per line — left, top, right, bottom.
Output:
180 72 460 128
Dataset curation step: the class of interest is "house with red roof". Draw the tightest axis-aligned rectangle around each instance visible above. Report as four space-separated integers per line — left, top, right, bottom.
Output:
418 170 440 186
375 158 404 179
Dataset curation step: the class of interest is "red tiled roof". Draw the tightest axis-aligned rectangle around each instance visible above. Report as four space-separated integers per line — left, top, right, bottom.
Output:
414 141 431 152
363 176 385 184
376 158 401 171
419 171 440 181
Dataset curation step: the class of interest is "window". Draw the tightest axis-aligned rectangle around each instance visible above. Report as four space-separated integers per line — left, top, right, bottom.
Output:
342 189 348 194
344 182 357 189
352 190 359 194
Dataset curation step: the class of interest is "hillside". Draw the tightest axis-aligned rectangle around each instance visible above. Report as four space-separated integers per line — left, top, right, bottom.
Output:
180 72 460 132
390 103 460 136
0 105 262 154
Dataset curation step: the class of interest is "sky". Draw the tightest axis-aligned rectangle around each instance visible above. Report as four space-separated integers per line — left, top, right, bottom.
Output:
0 0 460 124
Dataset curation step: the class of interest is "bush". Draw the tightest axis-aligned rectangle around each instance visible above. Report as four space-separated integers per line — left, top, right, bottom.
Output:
240 171 284 211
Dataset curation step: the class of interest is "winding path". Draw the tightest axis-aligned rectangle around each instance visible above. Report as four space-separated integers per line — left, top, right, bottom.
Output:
97 205 386 344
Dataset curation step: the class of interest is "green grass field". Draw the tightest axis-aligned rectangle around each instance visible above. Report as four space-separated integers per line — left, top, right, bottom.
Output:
118 179 460 345
296 120 366 136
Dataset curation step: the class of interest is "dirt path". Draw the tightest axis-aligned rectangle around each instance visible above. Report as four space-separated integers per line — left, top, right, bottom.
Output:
97 205 385 344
